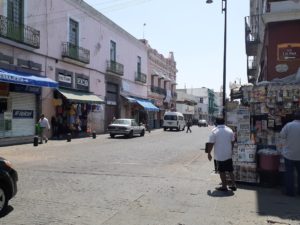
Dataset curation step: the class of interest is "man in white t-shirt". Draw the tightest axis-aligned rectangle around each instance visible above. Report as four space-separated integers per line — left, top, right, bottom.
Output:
38 114 50 144
280 110 300 196
206 117 236 191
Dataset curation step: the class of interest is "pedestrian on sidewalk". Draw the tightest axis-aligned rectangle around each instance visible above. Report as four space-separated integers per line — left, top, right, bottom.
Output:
38 114 50 144
280 110 300 196
186 119 192 133
206 117 237 192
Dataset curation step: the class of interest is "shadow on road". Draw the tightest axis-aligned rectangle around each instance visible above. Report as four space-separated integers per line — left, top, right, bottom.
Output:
0 206 14 218
207 190 234 197
237 184 300 221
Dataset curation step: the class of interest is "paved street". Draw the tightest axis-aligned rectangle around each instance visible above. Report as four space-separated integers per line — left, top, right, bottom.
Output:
0 127 300 225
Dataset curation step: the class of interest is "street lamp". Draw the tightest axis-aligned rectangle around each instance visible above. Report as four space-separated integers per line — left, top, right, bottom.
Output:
206 0 227 119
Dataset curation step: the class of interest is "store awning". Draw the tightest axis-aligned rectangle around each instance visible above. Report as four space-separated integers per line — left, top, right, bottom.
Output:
136 99 159 111
122 96 137 103
58 88 104 103
123 96 159 112
0 68 58 88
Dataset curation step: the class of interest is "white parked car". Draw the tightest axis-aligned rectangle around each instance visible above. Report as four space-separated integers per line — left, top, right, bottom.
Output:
107 119 145 138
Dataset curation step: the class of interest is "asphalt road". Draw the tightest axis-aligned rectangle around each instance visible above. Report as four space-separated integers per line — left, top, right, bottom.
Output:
0 127 300 225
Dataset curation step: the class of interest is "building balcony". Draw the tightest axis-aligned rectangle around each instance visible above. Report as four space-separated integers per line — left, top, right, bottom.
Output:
0 15 40 48
62 42 90 64
150 85 166 95
135 72 147 83
245 15 260 56
106 60 124 76
263 0 300 23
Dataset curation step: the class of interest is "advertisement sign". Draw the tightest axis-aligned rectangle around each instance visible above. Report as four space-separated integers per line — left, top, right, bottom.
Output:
56 71 73 88
278 43 300 61
13 110 34 119
75 74 89 91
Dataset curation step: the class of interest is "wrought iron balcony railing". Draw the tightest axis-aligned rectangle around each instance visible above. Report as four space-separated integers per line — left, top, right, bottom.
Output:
0 15 40 48
106 60 124 76
62 42 90 64
135 72 147 83
150 85 166 96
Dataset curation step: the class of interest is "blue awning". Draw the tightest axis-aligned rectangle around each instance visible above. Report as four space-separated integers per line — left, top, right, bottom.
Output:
136 99 159 112
0 68 58 88
123 96 159 112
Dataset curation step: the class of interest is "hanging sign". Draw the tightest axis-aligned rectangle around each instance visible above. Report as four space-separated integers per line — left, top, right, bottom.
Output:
278 43 300 61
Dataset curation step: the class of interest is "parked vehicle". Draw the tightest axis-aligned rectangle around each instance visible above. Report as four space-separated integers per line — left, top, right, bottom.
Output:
0 157 18 215
162 112 186 131
198 119 208 127
107 119 145 138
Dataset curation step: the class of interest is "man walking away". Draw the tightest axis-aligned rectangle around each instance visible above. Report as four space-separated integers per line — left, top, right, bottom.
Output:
280 110 300 196
39 114 50 144
186 119 192 133
206 117 237 191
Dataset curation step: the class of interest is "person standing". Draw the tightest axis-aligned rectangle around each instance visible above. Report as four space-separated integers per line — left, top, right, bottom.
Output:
39 114 50 144
186 119 192 133
206 117 237 191
280 110 300 196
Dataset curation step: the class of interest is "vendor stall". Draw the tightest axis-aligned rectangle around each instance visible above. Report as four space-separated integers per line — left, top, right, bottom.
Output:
228 79 300 186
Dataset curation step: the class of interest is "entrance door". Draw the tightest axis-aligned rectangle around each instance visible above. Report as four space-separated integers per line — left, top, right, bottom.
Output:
105 105 117 129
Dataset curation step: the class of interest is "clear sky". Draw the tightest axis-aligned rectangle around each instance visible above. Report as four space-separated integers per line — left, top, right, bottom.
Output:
84 0 249 93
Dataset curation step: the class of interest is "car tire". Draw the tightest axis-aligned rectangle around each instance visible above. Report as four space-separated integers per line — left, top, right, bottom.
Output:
140 129 145 137
0 184 8 216
163 127 166 131
182 126 185 131
110 134 115 138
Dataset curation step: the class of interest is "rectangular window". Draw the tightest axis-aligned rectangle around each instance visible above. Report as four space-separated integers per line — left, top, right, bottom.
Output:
7 0 24 40
137 56 141 74
69 19 79 45
199 97 203 103
7 0 24 24
151 76 154 86
110 41 116 62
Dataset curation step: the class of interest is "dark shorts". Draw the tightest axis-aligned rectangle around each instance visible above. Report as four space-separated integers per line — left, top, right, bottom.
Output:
216 159 233 172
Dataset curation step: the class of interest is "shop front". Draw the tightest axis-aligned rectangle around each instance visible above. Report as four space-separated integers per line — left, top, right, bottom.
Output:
0 68 57 143
52 88 104 138
121 96 159 128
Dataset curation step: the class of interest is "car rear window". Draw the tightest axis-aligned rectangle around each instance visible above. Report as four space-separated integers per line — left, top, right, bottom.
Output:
164 115 177 120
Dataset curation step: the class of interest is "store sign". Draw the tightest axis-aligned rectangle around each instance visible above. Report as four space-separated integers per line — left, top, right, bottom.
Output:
0 73 29 83
58 73 72 83
13 110 34 119
278 43 300 61
75 74 89 91
10 83 41 94
57 73 73 88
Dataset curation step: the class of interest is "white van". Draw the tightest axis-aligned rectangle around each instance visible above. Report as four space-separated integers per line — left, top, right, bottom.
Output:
162 112 186 131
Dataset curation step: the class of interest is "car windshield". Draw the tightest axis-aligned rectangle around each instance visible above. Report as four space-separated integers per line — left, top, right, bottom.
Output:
112 119 131 125
164 115 177 120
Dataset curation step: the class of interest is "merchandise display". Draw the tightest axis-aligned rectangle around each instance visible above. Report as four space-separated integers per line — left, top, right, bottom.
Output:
228 81 300 186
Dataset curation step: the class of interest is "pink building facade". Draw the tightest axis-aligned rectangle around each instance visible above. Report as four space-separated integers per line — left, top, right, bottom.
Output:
0 0 163 144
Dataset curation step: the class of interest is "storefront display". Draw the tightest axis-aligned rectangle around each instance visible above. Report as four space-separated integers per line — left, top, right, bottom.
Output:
227 106 259 184
52 90 104 138
228 81 300 186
